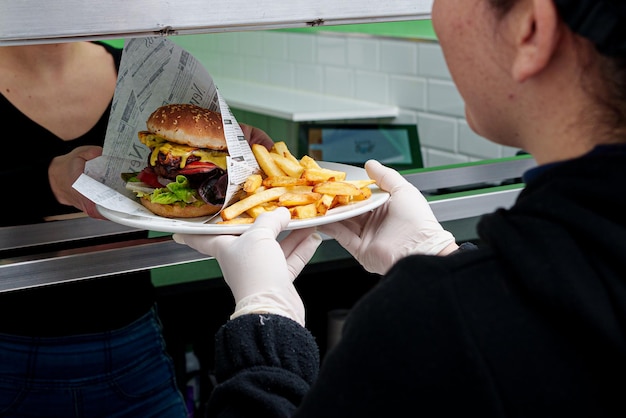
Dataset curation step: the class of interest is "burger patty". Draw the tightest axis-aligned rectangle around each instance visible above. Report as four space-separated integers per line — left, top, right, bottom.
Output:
149 152 228 205
152 152 201 179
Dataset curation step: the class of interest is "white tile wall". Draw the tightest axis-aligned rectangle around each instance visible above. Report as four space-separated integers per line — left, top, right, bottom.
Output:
172 31 520 167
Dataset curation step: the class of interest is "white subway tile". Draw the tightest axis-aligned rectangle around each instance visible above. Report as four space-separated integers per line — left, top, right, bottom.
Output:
354 71 388 103
380 39 418 76
263 31 288 60
418 42 451 80
389 75 426 110
391 109 418 125
287 33 316 64
239 32 265 57
417 113 457 152
427 80 465 117
213 53 241 79
191 32 513 164
324 66 355 98
267 61 295 88
347 37 380 71
317 35 348 66
201 58 222 78
243 56 269 83
295 63 324 92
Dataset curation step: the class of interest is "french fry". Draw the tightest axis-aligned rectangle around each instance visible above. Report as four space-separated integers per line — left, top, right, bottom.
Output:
278 192 322 207
302 168 347 183
246 202 280 218
220 141 376 224
289 203 319 219
272 141 301 165
243 174 263 193
352 186 373 201
252 144 286 177
300 155 321 169
221 186 288 220
283 185 315 194
335 195 351 206
316 194 337 215
313 181 361 196
271 153 305 178
263 176 308 188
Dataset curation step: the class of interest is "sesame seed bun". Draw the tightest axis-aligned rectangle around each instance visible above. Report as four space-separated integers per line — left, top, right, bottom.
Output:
145 103 227 150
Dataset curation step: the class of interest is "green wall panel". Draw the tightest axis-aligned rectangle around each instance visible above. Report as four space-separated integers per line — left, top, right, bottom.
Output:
281 19 436 40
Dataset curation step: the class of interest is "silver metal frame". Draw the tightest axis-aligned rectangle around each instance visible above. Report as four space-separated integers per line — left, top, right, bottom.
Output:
1 0 429 45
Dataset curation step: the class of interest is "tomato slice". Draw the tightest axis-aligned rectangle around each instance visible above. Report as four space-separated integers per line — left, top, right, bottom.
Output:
178 161 218 176
137 168 163 188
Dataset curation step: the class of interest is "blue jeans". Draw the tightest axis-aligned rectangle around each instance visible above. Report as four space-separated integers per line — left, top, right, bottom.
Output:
0 307 187 417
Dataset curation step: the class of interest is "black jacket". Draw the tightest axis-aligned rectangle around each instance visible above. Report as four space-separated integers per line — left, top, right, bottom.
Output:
209 144 626 417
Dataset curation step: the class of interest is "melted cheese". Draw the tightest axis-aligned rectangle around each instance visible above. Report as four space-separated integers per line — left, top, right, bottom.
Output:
139 132 227 169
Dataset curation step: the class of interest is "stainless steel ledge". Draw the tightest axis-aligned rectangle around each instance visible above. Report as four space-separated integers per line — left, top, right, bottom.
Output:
0 238 207 293
430 187 522 222
0 217 142 252
403 157 536 191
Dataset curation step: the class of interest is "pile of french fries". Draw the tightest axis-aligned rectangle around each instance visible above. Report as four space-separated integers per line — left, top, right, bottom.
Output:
218 141 376 224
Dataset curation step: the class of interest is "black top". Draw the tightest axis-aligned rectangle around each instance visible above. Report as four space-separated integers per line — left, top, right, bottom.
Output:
0 42 122 226
207 144 626 417
0 42 155 336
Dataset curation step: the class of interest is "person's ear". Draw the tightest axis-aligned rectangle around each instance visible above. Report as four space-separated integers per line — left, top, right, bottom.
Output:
512 0 560 82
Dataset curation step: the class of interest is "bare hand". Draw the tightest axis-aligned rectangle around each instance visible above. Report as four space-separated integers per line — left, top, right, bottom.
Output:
48 145 107 220
240 123 274 150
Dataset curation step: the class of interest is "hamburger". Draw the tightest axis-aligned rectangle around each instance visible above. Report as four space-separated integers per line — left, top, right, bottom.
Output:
124 103 229 218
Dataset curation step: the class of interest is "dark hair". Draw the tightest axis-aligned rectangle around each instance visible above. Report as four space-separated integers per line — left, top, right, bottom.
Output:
487 0 626 136
487 0 516 18
553 0 626 57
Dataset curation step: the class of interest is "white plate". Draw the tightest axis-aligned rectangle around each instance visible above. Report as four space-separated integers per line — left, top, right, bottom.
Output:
97 162 389 234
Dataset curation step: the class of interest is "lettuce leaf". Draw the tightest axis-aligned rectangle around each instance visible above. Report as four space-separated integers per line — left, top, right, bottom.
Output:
149 175 197 205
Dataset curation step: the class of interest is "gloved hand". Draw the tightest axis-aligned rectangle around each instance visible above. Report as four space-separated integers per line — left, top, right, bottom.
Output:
317 160 456 275
172 207 322 326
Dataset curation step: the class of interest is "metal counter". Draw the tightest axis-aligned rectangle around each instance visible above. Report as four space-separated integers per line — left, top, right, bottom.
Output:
0 156 535 293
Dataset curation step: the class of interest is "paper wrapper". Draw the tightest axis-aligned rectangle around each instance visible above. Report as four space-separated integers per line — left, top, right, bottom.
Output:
73 37 261 224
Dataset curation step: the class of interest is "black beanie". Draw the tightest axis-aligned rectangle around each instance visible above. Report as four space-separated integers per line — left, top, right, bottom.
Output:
553 0 626 56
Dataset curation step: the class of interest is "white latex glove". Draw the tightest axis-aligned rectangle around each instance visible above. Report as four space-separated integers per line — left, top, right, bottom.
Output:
172 207 322 326
317 160 456 275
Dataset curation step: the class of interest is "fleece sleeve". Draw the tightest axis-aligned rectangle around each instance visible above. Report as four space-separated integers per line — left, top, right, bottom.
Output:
207 314 320 418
